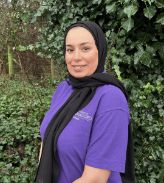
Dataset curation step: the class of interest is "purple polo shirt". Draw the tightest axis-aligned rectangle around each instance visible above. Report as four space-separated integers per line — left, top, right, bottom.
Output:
40 71 130 183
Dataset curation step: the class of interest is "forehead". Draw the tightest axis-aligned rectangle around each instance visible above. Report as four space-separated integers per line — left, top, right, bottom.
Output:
66 27 95 44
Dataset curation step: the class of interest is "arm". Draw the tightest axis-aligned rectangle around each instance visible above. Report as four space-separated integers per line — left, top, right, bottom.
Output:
38 141 43 165
72 165 111 183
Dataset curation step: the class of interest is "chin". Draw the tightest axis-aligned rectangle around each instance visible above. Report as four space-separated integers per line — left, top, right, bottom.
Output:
71 72 88 78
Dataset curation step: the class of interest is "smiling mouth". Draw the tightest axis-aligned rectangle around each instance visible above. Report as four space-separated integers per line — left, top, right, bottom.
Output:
73 65 86 68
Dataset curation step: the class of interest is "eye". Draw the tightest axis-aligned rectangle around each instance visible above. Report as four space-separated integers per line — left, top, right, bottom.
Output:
67 49 73 52
83 47 89 51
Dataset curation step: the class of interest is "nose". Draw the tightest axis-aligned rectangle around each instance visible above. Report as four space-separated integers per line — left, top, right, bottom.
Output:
73 49 82 61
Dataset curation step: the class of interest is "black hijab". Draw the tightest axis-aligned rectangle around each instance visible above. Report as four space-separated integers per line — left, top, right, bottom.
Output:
33 21 135 183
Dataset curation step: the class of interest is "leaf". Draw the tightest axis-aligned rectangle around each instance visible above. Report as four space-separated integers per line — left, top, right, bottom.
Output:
43 11 51 20
142 100 152 108
76 1 83 7
121 18 134 32
92 0 102 4
57 12 65 23
111 47 117 54
31 16 36 23
156 86 163 93
119 29 126 36
140 51 151 67
37 52 44 58
119 48 126 57
106 3 116 14
105 30 111 37
113 65 122 81
36 5 48 16
158 45 164 62
135 43 144 52
143 6 157 19
159 32 164 40
137 32 151 43
117 8 126 19
134 51 143 65
18 45 26 51
155 0 164 8
124 5 138 18
104 0 113 3
98 18 104 27
145 46 156 55
153 42 161 50
90 11 102 19
112 56 117 63
155 12 164 25
47 34 54 41
123 55 131 64
20 158 28 167
3 176 10 183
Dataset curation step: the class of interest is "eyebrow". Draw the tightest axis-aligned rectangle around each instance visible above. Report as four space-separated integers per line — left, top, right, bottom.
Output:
66 42 92 47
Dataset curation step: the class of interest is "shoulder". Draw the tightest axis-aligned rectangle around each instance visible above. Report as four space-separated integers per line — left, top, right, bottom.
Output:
57 80 69 89
59 80 67 87
99 84 127 101
54 80 70 93
51 80 70 102
95 84 129 115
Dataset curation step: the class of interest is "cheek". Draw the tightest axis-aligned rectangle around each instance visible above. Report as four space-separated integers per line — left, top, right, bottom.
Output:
65 54 71 64
90 50 98 66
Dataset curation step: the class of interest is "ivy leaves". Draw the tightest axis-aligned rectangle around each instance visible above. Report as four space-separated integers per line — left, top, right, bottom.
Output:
155 0 164 8
105 3 138 32
106 3 116 14
140 51 152 66
22 0 164 60
155 12 164 25
124 4 138 18
153 42 164 62
121 18 134 32
158 45 164 62
0 77 59 182
143 6 157 19
92 0 102 5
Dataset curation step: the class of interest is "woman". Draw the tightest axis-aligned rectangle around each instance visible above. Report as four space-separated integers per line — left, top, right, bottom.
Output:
34 21 135 183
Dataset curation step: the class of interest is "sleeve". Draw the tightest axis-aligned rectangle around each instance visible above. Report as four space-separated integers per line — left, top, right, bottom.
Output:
40 81 65 141
85 109 129 173
50 82 63 109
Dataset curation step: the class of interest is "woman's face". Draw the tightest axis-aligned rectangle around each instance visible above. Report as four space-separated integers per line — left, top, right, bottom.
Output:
65 27 98 78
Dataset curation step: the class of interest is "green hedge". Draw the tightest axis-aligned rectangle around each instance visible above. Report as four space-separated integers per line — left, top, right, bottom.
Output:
0 77 63 183
1 0 164 182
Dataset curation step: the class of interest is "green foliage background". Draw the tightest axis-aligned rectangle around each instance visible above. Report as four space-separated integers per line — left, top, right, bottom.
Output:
0 0 164 182
0 77 63 183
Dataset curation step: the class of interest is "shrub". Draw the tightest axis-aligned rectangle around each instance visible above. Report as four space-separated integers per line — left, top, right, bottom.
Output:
0 76 63 182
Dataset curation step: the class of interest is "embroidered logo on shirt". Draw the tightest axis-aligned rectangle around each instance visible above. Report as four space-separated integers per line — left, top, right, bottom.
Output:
73 111 92 121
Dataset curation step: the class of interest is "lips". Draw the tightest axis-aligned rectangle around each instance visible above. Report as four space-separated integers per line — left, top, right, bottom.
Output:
72 65 86 68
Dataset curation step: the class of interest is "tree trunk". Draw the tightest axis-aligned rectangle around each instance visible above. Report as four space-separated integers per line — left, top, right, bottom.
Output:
51 58 54 78
8 45 14 78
